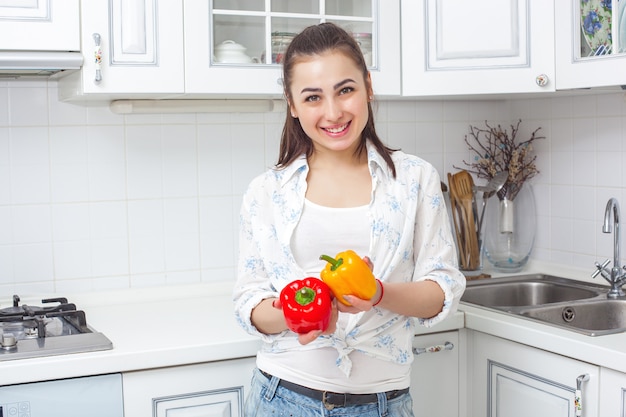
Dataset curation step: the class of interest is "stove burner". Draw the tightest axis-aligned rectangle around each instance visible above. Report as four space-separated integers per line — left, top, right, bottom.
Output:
0 294 112 361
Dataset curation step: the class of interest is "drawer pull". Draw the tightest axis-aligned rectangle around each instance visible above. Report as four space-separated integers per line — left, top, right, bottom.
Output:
93 33 102 84
575 373 589 416
412 341 453 355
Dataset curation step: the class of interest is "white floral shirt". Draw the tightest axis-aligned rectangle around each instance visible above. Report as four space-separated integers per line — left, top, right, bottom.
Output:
233 141 466 376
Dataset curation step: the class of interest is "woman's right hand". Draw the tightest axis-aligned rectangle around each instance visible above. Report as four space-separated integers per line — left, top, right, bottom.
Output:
272 297 338 345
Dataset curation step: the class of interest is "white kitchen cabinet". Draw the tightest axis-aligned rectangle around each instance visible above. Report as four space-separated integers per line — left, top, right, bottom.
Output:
400 0 555 96
123 357 255 417
0 0 79 51
555 0 626 89
60 0 399 101
468 331 600 417
58 0 185 101
410 331 460 417
599 367 626 417
183 0 401 97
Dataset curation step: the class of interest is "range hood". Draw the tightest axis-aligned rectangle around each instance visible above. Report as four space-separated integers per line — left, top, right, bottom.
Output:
0 51 83 78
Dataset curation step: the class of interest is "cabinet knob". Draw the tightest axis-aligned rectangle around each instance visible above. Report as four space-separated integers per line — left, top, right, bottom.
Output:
535 74 549 87
93 33 102 84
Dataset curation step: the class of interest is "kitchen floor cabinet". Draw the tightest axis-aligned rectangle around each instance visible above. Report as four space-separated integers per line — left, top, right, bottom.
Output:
183 0 401 97
0 0 79 52
599 368 626 417
467 331 600 417
123 357 255 417
58 0 185 101
410 331 460 417
556 0 626 89
400 0 555 96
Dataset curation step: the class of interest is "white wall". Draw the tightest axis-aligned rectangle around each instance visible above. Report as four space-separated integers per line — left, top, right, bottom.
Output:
0 78 624 295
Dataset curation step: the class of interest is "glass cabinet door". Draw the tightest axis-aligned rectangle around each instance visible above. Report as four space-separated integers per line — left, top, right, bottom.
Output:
579 0 623 58
185 0 399 96
556 0 626 89
210 0 376 67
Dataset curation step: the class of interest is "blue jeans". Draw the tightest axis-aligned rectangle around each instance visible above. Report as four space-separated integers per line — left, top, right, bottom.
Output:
244 368 415 417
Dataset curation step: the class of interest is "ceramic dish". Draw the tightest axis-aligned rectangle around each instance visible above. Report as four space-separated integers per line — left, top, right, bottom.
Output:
580 0 613 56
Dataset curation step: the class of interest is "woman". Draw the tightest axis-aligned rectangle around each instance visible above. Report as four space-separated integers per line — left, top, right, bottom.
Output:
233 22 465 417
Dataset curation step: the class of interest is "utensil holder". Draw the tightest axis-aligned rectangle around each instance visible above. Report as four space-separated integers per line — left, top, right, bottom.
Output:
445 188 483 274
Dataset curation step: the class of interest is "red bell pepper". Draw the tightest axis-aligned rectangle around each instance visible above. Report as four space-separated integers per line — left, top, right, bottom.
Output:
280 278 332 334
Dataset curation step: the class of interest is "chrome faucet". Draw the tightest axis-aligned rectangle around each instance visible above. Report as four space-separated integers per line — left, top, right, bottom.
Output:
592 198 626 298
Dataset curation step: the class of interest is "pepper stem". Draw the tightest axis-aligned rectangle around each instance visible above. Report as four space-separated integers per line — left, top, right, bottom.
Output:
319 254 343 271
295 287 316 306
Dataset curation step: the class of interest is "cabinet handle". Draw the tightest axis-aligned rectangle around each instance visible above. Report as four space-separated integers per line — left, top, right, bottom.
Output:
93 33 102 84
412 341 453 355
575 373 589 416
535 74 549 87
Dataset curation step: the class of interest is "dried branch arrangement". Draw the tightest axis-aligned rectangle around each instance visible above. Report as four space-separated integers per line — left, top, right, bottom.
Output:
456 119 544 201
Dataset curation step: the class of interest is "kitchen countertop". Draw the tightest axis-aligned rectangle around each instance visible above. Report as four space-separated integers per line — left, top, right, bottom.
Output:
3 260 626 386
0 282 464 386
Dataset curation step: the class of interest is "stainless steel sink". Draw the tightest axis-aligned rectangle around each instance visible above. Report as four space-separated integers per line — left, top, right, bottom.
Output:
518 300 626 336
461 274 605 308
460 274 626 336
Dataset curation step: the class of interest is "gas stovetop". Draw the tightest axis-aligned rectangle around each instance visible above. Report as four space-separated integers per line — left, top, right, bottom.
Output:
0 295 112 361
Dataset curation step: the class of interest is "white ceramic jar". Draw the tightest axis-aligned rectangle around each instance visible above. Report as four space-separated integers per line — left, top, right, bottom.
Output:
214 40 256 64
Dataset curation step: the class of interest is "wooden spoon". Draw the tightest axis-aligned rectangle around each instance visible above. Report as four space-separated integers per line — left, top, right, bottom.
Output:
453 170 480 270
447 172 467 269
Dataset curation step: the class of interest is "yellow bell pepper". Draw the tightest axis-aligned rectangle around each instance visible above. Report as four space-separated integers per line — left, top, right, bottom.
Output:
319 250 377 306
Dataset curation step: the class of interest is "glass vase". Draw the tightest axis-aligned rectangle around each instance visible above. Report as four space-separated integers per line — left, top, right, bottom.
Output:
483 183 536 272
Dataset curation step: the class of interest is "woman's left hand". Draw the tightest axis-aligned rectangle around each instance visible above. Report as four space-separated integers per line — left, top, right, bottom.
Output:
337 256 382 313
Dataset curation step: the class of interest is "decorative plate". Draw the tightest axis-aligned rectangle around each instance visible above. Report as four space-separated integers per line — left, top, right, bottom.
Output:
580 0 613 55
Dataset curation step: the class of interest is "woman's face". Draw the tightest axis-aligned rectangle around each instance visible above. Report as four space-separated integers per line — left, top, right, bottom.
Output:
288 51 371 156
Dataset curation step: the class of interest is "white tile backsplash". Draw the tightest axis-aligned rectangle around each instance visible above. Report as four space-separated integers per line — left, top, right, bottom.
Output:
1 80 626 294
9 85 48 126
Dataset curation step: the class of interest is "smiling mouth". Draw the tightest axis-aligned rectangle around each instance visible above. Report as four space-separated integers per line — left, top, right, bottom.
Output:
323 122 350 134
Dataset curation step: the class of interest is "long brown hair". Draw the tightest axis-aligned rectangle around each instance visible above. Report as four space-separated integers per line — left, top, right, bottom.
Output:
276 22 397 178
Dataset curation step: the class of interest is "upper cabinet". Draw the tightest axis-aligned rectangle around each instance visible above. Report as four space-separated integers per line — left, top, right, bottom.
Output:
183 0 400 97
57 0 626 101
59 0 399 101
59 0 185 101
0 0 79 51
401 0 556 96
556 0 626 89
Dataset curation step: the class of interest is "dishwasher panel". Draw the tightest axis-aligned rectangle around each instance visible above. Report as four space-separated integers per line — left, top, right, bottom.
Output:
0 373 123 417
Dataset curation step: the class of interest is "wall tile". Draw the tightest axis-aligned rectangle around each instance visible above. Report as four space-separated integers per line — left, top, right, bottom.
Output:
12 205 52 244
387 101 416 122
0 128 10 205
50 126 89 202
2 85 626 291
126 125 163 199
596 116 622 151
8 85 48 126
52 203 90 241
0 87 9 127
197 124 232 196
162 125 198 198
128 199 164 274
387 122 416 155
87 125 127 201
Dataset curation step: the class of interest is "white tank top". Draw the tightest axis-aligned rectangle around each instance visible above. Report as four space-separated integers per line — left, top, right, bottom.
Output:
291 199 370 276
